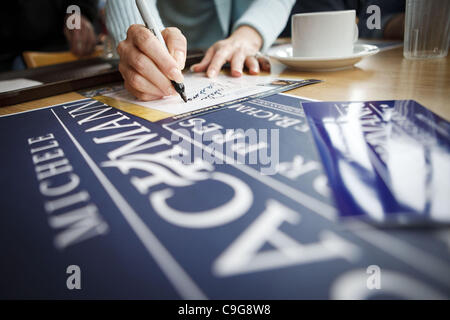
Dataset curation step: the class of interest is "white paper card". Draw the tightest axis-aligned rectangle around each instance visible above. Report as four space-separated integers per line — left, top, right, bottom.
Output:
104 73 282 115
0 78 43 93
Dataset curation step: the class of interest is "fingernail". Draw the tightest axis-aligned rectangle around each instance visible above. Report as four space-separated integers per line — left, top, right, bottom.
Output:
175 50 185 69
169 67 184 83
190 65 197 72
208 70 216 78
232 70 242 77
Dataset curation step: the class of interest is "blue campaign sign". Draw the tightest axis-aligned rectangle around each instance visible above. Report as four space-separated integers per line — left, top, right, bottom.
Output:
1 96 450 299
302 100 450 226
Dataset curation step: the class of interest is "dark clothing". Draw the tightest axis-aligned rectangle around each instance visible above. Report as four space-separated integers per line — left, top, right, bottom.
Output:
358 0 405 38
0 0 98 71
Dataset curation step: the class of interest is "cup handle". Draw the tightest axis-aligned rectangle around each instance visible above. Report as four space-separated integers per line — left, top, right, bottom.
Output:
353 23 359 42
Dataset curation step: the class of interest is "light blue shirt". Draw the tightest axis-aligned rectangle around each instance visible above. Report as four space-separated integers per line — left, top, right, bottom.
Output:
105 0 295 52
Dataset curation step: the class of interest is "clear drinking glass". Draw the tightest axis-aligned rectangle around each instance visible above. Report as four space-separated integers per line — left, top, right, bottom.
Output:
404 0 450 60
102 35 118 60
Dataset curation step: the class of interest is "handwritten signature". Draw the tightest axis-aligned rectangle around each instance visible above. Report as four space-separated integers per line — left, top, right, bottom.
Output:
187 83 226 101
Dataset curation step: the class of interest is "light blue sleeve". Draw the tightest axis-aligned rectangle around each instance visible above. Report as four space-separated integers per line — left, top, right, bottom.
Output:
105 0 165 47
231 0 296 52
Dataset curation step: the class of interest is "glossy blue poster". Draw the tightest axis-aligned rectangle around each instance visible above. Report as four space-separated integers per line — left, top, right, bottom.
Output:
1 96 449 299
302 100 450 225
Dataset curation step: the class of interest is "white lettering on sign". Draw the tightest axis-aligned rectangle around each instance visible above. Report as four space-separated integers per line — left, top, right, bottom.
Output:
213 200 360 276
28 133 108 249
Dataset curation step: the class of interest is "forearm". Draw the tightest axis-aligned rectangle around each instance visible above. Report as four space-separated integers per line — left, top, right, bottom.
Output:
105 0 164 47
232 0 295 52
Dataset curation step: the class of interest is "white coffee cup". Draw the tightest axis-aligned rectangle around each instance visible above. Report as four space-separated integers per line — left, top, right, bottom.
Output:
292 10 359 58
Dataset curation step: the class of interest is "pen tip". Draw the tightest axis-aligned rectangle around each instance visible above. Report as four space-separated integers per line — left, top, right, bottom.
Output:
181 93 188 103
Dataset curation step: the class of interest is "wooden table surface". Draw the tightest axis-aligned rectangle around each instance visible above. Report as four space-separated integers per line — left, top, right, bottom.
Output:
279 47 450 121
1 47 449 121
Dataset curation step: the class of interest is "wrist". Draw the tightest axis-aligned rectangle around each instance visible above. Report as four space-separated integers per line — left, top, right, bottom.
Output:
231 25 263 50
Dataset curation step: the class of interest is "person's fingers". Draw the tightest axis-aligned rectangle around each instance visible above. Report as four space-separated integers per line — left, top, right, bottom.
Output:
258 56 271 72
64 15 97 57
70 30 82 56
119 62 166 97
73 15 95 56
78 25 91 56
79 32 91 56
162 27 187 70
206 47 232 78
191 46 215 72
245 56 260 75
86 27 97 55
122 43 174 96
117 40 126 57
230 49 246 77
124 81 162 101
127 24 183 83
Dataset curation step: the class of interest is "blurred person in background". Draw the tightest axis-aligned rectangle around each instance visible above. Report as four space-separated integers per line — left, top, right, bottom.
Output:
0 0 99 72
106 0 295 101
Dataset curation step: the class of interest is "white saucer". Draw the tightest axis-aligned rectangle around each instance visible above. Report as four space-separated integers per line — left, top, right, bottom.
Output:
267 44 379 71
